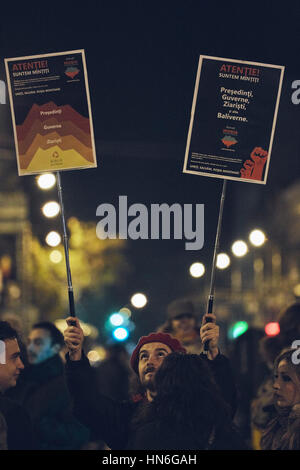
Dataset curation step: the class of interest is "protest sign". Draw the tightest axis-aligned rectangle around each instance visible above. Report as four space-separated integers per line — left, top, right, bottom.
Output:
183 55 284 184
5 50 97 175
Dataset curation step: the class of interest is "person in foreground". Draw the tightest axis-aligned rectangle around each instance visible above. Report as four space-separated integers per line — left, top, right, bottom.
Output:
131 351 246 449
0 321 35 450
7 321 89 450
64 313 239 449
261 348 300 450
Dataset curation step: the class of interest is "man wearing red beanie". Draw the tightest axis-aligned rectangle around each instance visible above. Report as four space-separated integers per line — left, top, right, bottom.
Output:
64 314 236 449
129 332 187 402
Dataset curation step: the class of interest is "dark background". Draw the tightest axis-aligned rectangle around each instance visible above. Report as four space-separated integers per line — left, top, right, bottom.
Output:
0 2 299 342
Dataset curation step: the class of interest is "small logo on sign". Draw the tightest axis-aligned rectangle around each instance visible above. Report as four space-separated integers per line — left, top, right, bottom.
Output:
65 67 80 79
221 135 238 148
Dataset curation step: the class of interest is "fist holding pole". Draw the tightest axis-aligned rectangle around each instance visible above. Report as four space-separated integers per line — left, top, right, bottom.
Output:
64 317 84 361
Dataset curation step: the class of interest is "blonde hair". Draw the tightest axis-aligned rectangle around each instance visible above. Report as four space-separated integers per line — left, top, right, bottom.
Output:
274 348 300 387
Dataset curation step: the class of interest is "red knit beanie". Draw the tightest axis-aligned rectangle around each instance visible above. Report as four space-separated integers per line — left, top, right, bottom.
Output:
130 332 186 374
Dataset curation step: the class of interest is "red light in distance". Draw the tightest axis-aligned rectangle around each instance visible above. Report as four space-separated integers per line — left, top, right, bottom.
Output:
265 322 280 336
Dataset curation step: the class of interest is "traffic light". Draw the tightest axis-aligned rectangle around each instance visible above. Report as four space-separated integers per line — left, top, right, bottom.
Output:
228 321 249 340
112 327 129 342
105 311 132 342
265 322 280 336
109 313 124 327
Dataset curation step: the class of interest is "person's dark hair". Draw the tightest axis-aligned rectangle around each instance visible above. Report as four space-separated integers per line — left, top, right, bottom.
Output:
32 321 64 347
259 303 300 366
157 298 200 335
278 303 300 345
259 335 282 365
0 321 19 342
273 348 300 382
157 317 200 335
132 352 232 448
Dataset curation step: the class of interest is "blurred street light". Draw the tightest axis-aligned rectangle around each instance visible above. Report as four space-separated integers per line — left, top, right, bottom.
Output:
45 231 61 247
265 322 280 336
216 253 230 270
119 307 132 318
249 229 266 247
131 292 147 308
231 240 248 257
42 201 60 218
37 173 56 190
189 262 205 278
294 284 300 297
49 249 62 264
87 350 101 363
109 313 124 326
228 321 249 339
113 327 129 341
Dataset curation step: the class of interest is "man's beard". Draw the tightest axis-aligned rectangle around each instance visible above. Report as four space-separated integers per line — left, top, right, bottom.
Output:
141 367 156 392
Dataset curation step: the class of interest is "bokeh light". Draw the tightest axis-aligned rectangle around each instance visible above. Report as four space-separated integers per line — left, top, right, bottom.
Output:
49 250 63 263
87 350 101 362
231 240 248 257
228 321 249 339
109 313 124 327
249 229 266 247
189 262 205 278
293 284 300 297
37 173 56 190
119 307 132 318
113 327 129 341
42 201 60 218
131 293 147 308
216 253 230 270
265 322 280 336
45 231 61 247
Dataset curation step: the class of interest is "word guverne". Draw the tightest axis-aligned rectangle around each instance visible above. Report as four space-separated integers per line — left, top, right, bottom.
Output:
96 196 204 251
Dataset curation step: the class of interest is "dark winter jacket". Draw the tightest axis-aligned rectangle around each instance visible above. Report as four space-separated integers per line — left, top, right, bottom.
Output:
128 417 247 450
6 354 89 450
0 395 35 450
65 351 238 450
0 410 7 450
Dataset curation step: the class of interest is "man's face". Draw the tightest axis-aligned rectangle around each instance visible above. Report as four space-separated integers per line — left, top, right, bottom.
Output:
27 328 58 365
171 314 196 335
0 339 24 392
273 360 300 408
138 342 172 391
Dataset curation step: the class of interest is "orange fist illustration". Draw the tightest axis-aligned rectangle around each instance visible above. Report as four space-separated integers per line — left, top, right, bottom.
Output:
240 146 268 181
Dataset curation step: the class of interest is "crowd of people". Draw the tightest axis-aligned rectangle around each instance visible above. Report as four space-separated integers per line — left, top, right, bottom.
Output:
0 300 300 450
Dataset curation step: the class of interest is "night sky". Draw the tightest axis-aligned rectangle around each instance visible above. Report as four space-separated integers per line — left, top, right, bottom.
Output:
0 3 299 340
